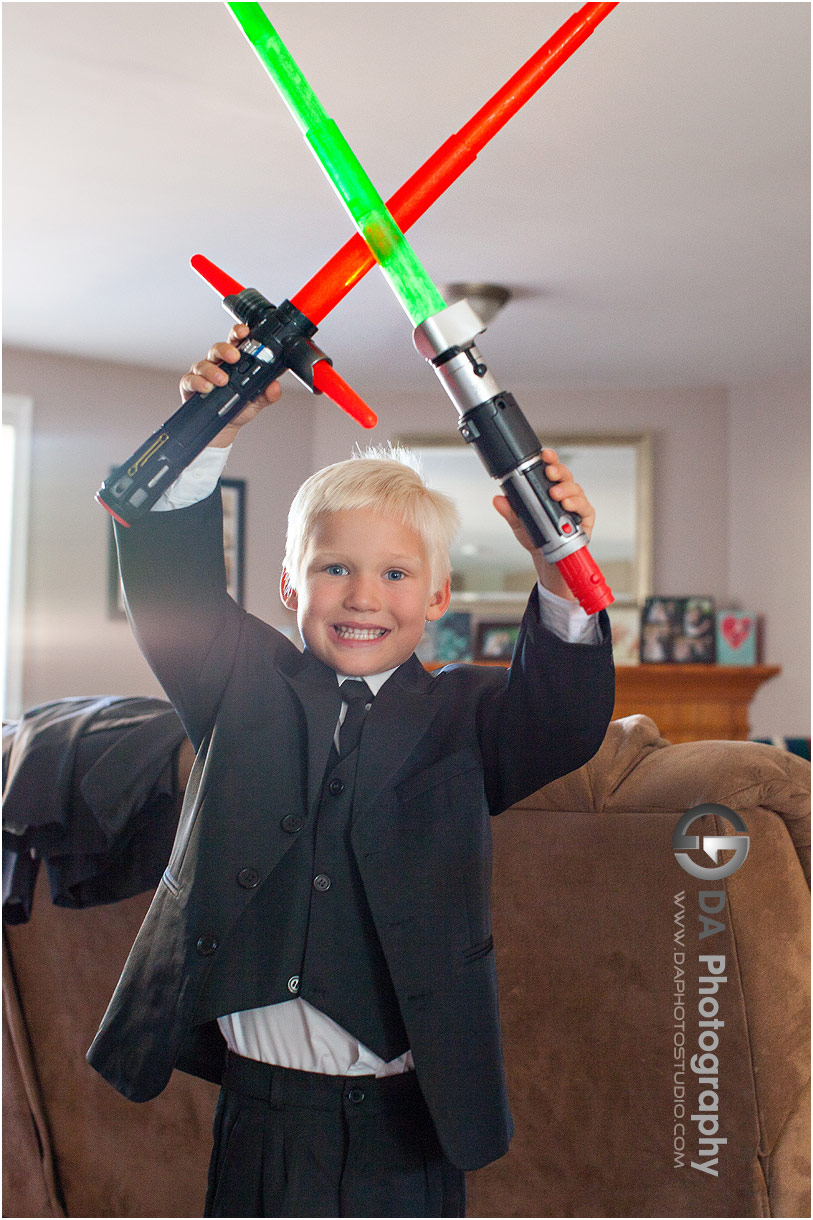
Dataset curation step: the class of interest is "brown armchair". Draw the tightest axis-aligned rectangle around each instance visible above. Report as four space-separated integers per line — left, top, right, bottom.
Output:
469 715 810 1218
4 716 809 1217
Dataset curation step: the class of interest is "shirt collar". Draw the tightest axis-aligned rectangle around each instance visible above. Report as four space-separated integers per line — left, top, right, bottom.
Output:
334 668 398 697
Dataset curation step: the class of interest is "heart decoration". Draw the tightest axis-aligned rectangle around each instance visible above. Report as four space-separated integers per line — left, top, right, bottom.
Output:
722 616 752 650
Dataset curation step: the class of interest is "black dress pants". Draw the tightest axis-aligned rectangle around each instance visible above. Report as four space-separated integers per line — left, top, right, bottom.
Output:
204 1052 466 1218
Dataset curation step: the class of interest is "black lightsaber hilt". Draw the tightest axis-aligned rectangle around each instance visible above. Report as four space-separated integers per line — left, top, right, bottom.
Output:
96 292 328 526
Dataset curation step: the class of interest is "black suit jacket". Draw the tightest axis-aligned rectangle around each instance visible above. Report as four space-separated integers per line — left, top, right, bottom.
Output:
87 488 614 1171
3 696 186 921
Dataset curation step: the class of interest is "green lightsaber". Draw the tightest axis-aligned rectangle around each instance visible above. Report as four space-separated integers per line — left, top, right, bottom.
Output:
227 2 446 327
226 1 614 613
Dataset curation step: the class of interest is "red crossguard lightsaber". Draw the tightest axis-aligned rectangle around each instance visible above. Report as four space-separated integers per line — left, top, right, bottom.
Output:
190 254 376 427
97 3 616 525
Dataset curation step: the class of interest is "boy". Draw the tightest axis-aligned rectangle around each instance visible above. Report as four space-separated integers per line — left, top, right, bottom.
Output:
88 324 615 1217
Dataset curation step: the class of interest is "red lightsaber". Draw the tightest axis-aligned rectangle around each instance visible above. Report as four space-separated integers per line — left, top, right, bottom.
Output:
292 2 617 323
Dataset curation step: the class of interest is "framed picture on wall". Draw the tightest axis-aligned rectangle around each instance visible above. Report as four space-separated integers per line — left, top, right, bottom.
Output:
107 477 247 617
396 432 653 608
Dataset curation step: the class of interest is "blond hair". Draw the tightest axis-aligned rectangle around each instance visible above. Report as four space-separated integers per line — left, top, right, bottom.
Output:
283 446 460 593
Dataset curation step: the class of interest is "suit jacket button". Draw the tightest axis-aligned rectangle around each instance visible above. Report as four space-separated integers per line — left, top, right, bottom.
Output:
196 935 218 956
328 777 344 796
313 874 331 892
237 867 261 888
281 814 304 833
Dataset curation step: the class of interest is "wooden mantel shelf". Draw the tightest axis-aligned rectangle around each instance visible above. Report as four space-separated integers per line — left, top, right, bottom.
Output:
613 664 781 743
424 661 780 744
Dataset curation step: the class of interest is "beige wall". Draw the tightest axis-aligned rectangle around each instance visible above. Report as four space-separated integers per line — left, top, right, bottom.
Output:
2 346 315 704
3 345 809 735
728 371 810 736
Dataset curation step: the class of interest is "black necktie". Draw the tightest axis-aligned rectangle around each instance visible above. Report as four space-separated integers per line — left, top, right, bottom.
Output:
336 679 374 760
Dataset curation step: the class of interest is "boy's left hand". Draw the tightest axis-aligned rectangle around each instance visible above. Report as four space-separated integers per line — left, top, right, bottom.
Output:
492 449 595 602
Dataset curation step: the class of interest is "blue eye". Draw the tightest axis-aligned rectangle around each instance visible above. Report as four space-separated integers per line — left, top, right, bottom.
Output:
326 563 348 576
385 569 406 581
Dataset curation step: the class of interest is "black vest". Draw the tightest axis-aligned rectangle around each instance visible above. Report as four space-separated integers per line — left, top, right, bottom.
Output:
193 740 409 1062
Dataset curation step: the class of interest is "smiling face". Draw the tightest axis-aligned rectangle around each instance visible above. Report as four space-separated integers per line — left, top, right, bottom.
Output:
281 508 450 676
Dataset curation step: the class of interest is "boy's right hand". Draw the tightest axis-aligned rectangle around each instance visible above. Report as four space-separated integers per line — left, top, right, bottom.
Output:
179 323 283 448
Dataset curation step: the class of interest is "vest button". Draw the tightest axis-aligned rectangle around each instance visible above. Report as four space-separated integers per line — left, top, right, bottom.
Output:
313 874 331 892
281 814 304 833
287 975 300 994
196 935 218 956
328 777 345 796
237 867 260 889
347 1087 365 1104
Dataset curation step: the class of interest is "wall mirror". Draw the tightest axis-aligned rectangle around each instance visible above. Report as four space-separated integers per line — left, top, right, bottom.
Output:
396 432 653 608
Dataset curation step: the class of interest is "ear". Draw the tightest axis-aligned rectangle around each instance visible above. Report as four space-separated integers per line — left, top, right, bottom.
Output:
425 579 451 622
280 568 298 611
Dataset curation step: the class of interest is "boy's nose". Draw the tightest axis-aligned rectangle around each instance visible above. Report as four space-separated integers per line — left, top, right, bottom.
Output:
344 576 380 611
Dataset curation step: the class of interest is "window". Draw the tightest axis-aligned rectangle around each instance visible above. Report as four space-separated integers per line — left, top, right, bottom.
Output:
2 395 33 719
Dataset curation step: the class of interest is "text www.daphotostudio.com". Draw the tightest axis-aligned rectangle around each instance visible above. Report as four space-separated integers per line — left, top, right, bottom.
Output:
670 804 749 1176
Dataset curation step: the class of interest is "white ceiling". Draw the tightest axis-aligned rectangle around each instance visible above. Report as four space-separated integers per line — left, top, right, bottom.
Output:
3 2 810 393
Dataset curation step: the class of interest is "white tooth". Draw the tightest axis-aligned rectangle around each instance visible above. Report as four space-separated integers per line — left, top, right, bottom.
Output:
336 626 385 640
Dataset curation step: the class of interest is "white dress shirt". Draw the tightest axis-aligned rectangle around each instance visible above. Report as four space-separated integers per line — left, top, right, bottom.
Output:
153 447 600 1074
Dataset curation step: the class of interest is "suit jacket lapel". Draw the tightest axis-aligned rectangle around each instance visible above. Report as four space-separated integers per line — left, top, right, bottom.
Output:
280 648 343 812
353 654 436 820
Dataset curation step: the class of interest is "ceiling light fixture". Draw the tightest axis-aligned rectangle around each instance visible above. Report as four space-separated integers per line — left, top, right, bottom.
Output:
442 282 512 326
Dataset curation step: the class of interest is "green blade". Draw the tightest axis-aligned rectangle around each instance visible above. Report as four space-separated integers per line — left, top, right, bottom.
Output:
227 2 446 327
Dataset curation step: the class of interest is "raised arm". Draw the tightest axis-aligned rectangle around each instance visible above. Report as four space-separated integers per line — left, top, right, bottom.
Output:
113 329 282 746
479 449 614 810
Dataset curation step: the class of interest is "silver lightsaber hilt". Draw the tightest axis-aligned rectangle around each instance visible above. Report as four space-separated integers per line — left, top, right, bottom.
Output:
413 300 588 564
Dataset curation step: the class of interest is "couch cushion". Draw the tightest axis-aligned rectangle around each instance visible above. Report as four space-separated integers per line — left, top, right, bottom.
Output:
515 716 810 882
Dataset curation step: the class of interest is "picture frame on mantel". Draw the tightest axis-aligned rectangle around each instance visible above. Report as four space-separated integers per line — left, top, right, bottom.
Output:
475 621 521 662
395 432 653 612
640 596 716 663
107 476 247 616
